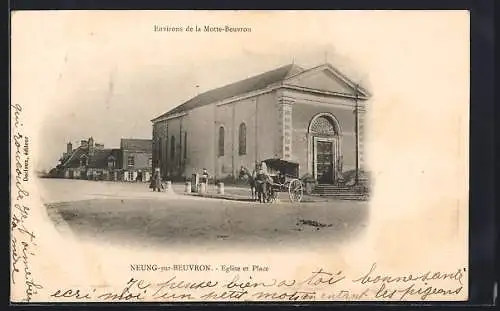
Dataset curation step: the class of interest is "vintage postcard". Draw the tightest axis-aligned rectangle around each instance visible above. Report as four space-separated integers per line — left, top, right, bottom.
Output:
10 10 469 303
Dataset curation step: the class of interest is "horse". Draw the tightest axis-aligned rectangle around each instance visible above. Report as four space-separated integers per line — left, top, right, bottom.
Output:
238 166 257 201
239 166 274 203
254 173 273 203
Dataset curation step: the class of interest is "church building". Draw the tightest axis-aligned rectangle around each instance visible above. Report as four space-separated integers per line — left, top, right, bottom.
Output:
151 63 370 184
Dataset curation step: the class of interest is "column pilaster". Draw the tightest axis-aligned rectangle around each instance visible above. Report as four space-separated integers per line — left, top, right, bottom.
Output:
277 96 294 160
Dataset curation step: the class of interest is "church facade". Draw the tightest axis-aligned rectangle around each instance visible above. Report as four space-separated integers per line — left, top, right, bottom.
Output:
151 63 370 184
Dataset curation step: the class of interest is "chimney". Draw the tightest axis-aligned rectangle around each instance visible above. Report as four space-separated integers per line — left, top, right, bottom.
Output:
67 142 72 154
88 137 95 156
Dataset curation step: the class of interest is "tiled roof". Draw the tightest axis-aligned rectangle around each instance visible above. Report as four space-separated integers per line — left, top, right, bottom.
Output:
110 148 120 160
152 63 304 121
120 139 152 152
61 146 120 169
87 149 115 168
61 146 87 168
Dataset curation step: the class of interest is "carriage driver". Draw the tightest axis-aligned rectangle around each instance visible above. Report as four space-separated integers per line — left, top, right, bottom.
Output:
257 161 273 184
251 161 259 179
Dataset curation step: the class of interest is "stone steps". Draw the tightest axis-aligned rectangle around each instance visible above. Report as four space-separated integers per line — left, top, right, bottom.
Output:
312 184 369 201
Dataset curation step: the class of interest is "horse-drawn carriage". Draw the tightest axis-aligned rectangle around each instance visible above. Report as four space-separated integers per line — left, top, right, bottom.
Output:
238 158 304 203
263 158 304 203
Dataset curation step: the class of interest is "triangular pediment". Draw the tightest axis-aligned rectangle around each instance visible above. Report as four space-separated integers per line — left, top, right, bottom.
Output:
283 64 369 98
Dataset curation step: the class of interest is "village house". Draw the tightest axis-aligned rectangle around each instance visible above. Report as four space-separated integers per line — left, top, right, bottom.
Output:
55 137 153 182
151 62 371 185
56 137 120 180
119 138 153 182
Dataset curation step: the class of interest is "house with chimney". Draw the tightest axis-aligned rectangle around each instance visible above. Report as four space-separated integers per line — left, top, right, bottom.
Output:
56 137 120 181
55 137 153 182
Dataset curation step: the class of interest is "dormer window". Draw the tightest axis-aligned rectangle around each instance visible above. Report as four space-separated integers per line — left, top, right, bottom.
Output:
80 155 88 167
107 155 116 169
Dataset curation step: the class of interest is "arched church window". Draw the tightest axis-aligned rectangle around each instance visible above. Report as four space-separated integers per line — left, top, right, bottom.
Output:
310 116 336 135
184 132 187 160
164 138 168 161
158 138 162 163
218 126 225 157
170 136 175 159
238 123 246 155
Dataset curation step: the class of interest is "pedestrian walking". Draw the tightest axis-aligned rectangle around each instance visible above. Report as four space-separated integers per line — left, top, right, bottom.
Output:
150 168 162 192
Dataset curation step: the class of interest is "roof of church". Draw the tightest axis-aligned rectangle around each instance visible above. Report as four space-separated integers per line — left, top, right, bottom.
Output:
120 138 152 153
152 63 305 121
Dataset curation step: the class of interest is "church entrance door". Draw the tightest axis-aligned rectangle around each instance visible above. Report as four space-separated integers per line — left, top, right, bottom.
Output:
315 140 334 184
308 113 341 185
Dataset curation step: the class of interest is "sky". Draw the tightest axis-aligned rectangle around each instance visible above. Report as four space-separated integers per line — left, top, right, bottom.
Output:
11 11 469 171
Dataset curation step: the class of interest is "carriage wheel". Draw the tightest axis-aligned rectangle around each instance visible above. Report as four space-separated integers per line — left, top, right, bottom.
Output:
288 179 304 202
